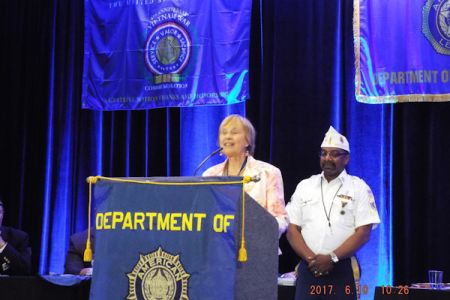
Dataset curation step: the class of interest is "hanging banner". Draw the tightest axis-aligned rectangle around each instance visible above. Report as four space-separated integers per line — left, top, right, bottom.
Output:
90 177 242 299
82 0 251 110
354 0 450 103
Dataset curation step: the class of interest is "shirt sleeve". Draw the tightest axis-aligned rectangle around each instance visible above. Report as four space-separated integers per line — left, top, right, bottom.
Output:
265 166 289 236
286 181 304 226
354 179 381 229
64 234 89 275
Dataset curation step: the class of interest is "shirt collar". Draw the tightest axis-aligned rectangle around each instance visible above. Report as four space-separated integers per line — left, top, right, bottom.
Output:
320 169 348 184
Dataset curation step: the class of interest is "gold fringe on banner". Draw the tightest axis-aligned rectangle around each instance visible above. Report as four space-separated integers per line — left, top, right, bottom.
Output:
85 175 253 263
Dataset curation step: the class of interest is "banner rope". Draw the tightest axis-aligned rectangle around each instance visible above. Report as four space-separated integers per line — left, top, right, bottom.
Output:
83 176 96 262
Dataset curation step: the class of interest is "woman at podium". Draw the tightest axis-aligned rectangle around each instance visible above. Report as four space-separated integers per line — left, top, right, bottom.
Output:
203 114 289 239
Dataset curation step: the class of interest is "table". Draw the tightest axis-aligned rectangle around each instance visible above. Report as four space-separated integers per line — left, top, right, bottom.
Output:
374 286 450 300
278 284 295 299
0 276 90 300
1 276 297 300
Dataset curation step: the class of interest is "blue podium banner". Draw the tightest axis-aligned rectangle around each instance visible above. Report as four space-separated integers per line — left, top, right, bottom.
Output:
354 0 450 103
89 177 242 300
82 0 252 110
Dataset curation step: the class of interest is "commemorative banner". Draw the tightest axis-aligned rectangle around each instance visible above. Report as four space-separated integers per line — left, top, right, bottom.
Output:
82 0 252 110
89 177 242 300
354 0 450 103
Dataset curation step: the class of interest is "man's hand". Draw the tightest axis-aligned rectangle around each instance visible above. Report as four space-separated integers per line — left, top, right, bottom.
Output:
0 232 6 249
308 254 334 277
79 267 93 276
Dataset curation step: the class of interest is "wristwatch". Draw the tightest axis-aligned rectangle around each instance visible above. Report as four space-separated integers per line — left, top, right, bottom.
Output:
330 252 339 263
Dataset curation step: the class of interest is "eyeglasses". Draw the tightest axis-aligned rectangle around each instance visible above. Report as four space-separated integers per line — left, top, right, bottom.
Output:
319 150 348 159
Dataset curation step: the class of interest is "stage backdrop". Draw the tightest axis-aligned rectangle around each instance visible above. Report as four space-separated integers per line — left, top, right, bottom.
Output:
354 0 450 103
82 0 252 110
17 2 450 300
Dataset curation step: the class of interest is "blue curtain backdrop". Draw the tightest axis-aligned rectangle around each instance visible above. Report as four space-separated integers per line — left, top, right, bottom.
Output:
3 0 450 299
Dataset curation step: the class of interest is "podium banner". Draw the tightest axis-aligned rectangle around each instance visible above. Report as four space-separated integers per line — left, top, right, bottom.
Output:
89 178 242 300
354 0 450 103
82 0 252 110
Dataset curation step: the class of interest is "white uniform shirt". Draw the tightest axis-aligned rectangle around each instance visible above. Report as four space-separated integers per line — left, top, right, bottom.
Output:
286 170 380 254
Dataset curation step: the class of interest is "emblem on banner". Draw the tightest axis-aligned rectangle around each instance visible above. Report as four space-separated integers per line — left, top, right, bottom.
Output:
422 0 450 55
127 247 190 300
144 8 192 84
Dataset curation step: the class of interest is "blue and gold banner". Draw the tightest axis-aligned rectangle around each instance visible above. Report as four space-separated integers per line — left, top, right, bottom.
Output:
82 0 252 110
89 177 241 299
354 0 450 103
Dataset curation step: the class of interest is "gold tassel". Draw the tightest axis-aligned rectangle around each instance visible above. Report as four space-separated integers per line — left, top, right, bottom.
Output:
238 178 248 262
83 176 97 263
238 242 247 262
83 240 93 262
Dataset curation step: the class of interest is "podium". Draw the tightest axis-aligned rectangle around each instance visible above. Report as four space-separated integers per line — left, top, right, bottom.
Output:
89 176 278 300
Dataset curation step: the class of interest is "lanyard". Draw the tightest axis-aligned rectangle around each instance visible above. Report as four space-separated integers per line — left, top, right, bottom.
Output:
320 177 343 229
223 157 248 176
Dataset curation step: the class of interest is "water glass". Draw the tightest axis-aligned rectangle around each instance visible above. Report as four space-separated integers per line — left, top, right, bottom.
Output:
428 270 443 289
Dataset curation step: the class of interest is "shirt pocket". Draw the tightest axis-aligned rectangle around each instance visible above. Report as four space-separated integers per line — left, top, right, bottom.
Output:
333 197 355 226
300 198 321 224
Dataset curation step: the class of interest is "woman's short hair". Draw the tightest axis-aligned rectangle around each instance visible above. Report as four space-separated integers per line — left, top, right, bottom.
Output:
218 114 256 155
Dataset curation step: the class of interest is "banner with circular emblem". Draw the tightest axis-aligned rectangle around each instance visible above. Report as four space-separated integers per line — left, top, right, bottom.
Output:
82 0 251 110
89 177 242 299
354 0 450 103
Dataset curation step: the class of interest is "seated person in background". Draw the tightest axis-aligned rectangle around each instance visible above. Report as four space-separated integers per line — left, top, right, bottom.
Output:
64 229 94 276
0 199 32 275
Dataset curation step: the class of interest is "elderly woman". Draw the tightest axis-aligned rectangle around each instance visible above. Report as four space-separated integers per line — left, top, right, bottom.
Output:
203 114 288 238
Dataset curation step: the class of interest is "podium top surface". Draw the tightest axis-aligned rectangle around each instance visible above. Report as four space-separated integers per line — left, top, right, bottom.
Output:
94 176 246 184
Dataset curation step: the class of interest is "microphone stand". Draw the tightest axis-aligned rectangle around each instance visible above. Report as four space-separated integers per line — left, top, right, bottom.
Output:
193 148 223 176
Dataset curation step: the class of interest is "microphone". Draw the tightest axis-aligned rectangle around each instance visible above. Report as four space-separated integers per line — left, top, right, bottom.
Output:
193 147 223 176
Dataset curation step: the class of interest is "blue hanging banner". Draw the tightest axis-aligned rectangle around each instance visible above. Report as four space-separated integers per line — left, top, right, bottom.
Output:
354 0 450 103
82 0 252 110
89 177 241 300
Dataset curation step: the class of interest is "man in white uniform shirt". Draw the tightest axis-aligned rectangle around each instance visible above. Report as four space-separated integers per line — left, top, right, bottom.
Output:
286 126 380 300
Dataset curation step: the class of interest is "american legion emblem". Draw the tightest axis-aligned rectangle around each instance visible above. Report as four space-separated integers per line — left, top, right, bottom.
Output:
422 0 450 55
127 247 190 300
144 7 192 84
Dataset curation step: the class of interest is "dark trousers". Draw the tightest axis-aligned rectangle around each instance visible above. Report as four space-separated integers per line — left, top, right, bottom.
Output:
294 258 359 300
